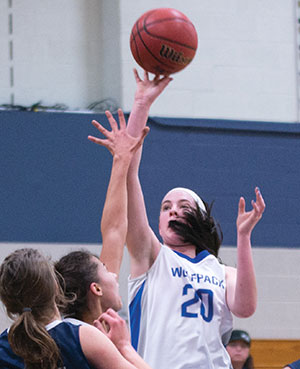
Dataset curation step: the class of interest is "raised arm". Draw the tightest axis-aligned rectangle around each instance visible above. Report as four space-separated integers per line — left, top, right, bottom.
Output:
225 187 265 317
126 70 172 277
88 109 149 276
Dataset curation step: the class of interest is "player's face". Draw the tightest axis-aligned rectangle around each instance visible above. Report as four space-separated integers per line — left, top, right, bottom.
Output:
159 189 196 246
94 257 122 312
226 340 250 366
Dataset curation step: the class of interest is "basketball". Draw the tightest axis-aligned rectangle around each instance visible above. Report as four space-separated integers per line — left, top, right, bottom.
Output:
130 8 198 75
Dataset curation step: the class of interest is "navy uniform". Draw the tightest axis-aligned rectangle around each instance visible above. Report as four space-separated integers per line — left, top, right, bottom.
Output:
0 320 94 369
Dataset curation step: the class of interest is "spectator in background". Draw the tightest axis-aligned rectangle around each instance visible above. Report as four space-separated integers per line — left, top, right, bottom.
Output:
284 359 300 369
226 330 255 369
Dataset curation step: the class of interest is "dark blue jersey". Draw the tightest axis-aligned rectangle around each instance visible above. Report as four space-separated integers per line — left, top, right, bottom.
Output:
0 320 94 369
287 359 300 369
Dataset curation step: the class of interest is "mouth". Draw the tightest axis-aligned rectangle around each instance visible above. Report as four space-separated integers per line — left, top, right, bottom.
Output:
168 218 184 225
168 219 182 228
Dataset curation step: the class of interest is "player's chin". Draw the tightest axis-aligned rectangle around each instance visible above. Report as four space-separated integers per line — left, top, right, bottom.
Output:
164 232 183 246
114 298 123 312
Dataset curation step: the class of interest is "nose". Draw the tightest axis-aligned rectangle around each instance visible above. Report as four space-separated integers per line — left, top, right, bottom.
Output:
169 208 178 217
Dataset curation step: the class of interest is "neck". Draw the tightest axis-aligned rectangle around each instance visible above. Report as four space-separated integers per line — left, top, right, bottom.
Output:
81 305 108 332
82 297 103 325
46 305 62 325
167 244 196 258
232 361 245 369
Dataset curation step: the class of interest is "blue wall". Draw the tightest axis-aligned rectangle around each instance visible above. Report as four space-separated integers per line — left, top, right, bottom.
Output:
1 111 299 247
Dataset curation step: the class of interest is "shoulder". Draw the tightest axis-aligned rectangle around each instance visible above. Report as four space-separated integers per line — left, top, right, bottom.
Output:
79 324 109 343
0 329 8 340
78 324 121 362
225 265 237 280
48 321 81 347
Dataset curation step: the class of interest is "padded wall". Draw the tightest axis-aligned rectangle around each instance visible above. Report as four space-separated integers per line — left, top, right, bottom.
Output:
1 111 299 247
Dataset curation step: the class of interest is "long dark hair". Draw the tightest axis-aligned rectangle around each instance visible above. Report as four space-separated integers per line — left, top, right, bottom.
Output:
244 355 255 369
0 248 66 369
54 250 100 320
169 201 223 257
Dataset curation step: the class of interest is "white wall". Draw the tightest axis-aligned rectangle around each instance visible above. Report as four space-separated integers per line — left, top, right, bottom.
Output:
0 0 121 110
0 0 298 121
120 0 298 122
219 247 300 339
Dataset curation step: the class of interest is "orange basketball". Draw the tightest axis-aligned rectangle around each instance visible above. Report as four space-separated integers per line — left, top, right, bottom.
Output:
130 8 198 75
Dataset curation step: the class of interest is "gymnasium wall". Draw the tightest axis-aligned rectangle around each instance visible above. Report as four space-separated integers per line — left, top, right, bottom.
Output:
0 0 298 121
0 0 300 341
1 111 300 338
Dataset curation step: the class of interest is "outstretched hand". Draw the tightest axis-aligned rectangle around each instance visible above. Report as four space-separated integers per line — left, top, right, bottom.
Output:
133 68 173 106
236 187 266 236
88 108 149 157
93 308 131 351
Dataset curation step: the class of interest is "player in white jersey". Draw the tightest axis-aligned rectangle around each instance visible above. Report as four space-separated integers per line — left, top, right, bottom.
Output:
124 70 265 369
129 245 233 368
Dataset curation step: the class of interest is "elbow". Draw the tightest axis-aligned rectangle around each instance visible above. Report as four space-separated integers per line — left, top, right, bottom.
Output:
234 302 257 318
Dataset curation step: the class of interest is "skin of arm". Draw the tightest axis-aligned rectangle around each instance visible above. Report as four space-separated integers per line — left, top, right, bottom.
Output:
93 309 152 369
80 322 151 369
126 70 172 277
225 187 266 317
88 109 149 276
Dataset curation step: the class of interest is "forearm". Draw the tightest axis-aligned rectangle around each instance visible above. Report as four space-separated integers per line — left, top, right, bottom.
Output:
127 100 151 137
100 155 131 273
234 233 257 317
119 344 152 369
126 97 153 254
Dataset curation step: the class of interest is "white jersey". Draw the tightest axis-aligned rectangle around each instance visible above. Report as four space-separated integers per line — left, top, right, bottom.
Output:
128 245 233 369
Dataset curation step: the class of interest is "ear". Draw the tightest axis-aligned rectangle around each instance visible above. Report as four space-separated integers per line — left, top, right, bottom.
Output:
90 282 103 297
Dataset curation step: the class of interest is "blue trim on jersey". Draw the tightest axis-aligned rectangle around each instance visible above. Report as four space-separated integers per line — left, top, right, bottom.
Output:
172 249 210 263
129 280 145 351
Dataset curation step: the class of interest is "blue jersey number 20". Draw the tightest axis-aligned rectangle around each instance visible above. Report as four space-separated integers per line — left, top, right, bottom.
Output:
181 284 213 322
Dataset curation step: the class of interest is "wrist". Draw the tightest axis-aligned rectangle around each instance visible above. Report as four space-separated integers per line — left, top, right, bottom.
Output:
133 97 152 111
113 154 132 166
118 341 134 356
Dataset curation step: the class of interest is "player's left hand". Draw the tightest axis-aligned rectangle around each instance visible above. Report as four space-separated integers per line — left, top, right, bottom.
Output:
236 187 265 236
133 68 172 106
94 308 131 351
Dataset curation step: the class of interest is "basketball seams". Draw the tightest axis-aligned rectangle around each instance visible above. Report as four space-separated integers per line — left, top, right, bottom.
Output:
134 19 172 73
130 22 144 69
142 14 197 51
